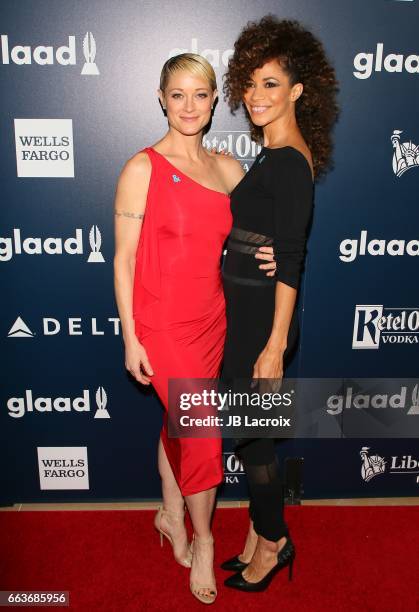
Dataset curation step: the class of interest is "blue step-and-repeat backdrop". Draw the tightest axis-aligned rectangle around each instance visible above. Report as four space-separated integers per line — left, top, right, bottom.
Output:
1 0 418 503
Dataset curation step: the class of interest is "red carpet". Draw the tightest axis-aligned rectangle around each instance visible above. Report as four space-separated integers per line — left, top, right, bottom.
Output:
1 506 418 611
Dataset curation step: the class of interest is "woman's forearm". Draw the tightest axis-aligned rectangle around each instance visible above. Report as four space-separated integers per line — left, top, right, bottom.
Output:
265 282 297 353
113 255 138 347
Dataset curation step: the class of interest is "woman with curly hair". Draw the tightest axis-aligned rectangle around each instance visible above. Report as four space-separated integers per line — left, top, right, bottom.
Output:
220 15 338 592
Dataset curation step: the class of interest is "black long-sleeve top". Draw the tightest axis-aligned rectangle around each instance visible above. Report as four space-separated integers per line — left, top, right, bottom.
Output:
222 146 314 290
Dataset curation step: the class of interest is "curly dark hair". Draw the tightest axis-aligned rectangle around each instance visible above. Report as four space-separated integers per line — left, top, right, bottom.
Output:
223 15 339 178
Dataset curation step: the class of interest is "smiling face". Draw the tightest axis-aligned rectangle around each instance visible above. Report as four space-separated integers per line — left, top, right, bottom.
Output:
159 71 217 137
242 58 303 129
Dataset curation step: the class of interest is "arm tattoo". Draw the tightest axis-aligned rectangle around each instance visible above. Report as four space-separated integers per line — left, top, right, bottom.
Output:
114 209 144 219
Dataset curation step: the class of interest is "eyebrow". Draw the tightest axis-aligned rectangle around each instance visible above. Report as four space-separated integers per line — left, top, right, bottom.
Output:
249 76 280 82
167 87 210 92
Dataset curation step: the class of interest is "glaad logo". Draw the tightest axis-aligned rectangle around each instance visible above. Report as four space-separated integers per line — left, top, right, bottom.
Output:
352 305 419 349
223 452 245 484
326 383 419 415
203 132 262 171
37 447 89 490
360 447 386 482
0 226 105 262
1 33 99 75
95 387 110 418
7 386 110 419
14 118 74 178
353 43 419 79
410 384 419 414
360 447 419 484
88 225 105 262
81 32 99 75
339 230 419 262
168 38 233 68
7 316 120 337
391 130 419 177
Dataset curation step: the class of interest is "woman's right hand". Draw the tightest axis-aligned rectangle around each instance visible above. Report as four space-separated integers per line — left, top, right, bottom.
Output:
125 338 154 385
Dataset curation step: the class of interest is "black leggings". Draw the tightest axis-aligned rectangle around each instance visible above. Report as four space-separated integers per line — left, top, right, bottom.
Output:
235 437 289 541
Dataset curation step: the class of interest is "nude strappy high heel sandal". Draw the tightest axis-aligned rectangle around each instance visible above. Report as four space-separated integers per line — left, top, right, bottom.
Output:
189 534 217 605
154 505 192 568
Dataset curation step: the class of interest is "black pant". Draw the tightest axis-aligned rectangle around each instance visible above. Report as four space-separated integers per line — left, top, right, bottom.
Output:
222 278 298 543
235 437 289 541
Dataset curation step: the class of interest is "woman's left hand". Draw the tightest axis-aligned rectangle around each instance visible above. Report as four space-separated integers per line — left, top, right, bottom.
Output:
252 345 284 393
255 246 276 277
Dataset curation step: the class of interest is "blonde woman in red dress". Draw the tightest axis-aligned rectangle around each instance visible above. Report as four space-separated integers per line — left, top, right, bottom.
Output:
113 53 276 604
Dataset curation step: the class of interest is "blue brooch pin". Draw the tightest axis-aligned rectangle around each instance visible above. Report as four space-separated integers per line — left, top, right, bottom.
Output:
172 174 181 183
258 155 266 164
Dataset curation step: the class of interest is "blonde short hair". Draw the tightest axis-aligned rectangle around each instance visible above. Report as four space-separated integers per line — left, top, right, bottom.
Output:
160 53 217 91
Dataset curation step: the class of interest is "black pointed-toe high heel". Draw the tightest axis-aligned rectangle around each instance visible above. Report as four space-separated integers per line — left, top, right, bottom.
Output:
220 555 249 572
224 536 295 592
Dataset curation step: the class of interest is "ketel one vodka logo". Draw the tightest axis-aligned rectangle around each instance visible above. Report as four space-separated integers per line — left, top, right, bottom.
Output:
7 386 110 418
0 226 104 262
352 305 419 349
1 33 99 75
360 447 386 482
391 130 419 177
223 452 245 484
203 132 261 171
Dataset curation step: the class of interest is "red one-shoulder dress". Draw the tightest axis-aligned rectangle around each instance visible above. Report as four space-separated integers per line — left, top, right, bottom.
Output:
132 147 232 496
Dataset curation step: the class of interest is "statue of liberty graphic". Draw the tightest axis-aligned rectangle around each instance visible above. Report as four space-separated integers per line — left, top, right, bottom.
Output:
360 447 386 482
391 130 419 177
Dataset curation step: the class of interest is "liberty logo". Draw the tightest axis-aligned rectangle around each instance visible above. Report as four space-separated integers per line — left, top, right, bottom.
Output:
87 225 105 262
408 384 419 415
391 130 419 177
81 32 99 75
360 447 386 482
94 386 110 419
172 174 181 183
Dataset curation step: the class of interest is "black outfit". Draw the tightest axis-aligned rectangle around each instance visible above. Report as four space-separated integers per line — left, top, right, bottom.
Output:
221 146 314 541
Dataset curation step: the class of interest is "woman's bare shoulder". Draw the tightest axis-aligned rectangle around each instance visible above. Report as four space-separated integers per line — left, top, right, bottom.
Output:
207 148 244 181
120 150 152 179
